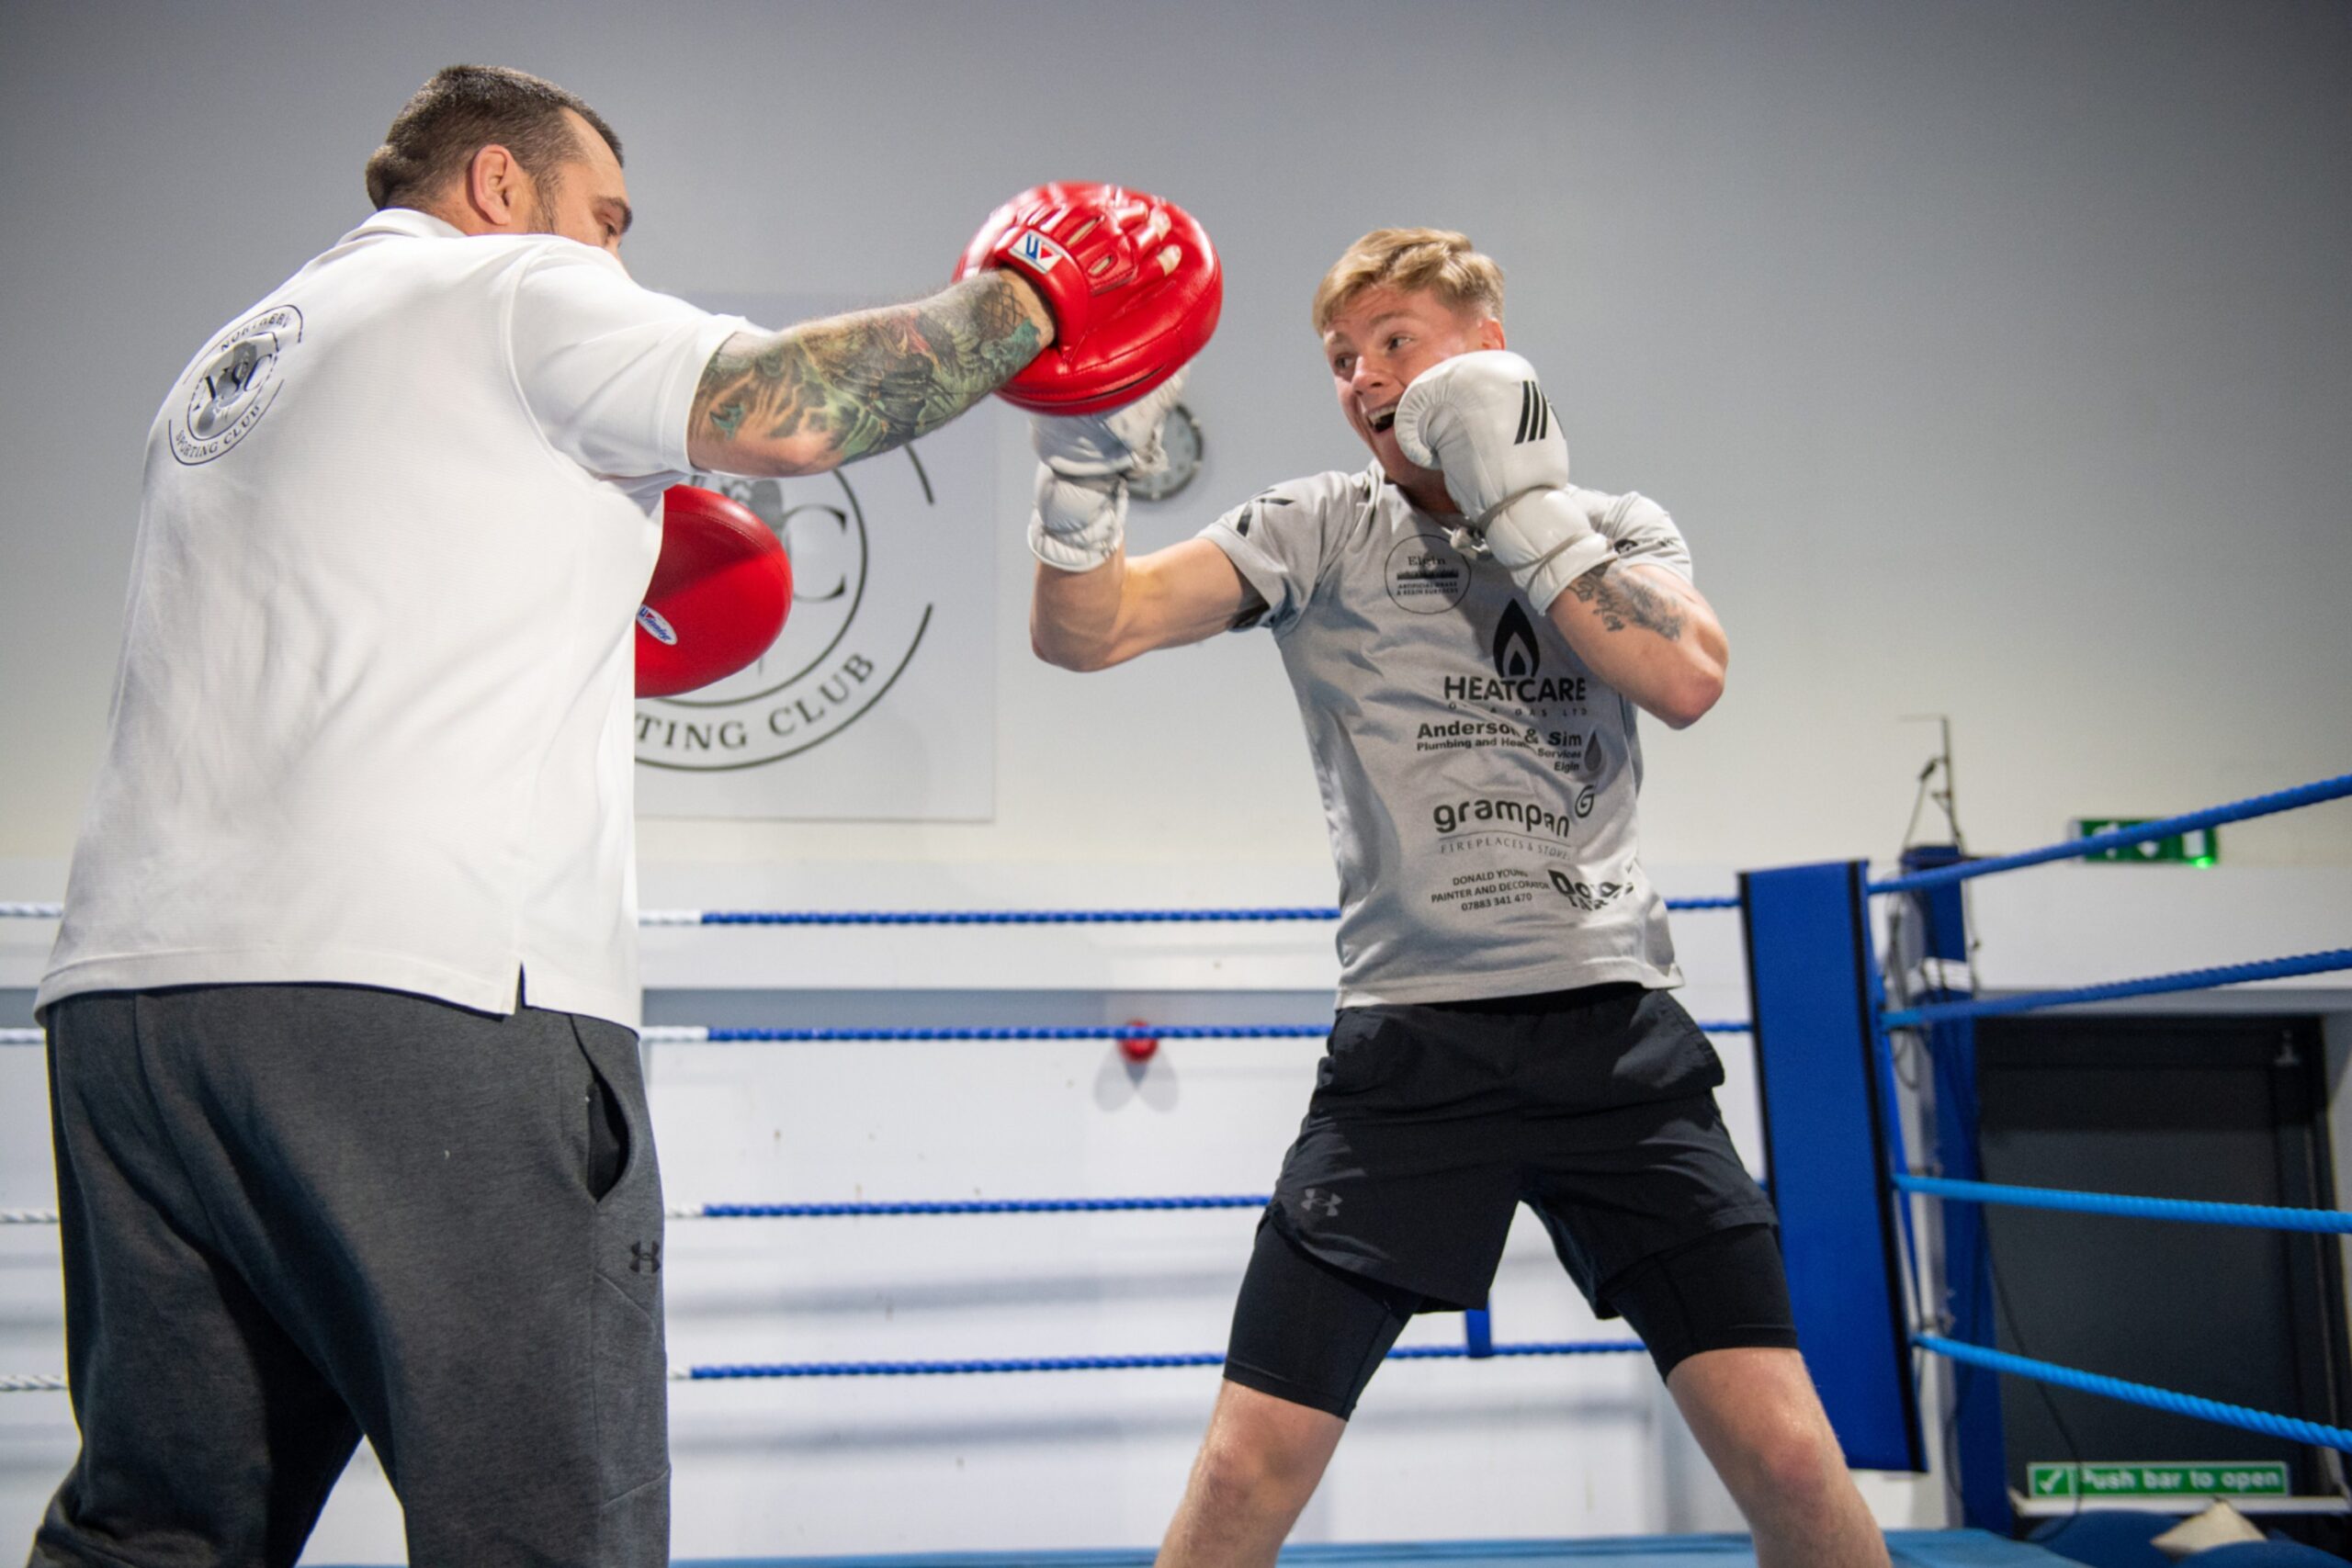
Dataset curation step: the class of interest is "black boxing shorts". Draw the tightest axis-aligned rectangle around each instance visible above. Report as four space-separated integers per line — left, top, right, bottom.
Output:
1221 983 1793 1414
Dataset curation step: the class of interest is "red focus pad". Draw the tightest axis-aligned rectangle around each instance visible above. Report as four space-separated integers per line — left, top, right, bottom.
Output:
634 485 792 698
954 182 1221 415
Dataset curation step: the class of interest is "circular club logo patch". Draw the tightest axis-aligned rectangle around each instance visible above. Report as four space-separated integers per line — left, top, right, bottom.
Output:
633 448 933 772
1385 531 1470 614
169 305 302 465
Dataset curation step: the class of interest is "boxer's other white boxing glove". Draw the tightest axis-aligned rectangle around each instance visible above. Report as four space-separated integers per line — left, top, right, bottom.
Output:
1026 372 1187 571
1392 351 1614 612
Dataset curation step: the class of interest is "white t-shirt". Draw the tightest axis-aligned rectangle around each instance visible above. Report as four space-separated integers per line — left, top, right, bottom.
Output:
39 209 751 1028
1204 465 1690 1008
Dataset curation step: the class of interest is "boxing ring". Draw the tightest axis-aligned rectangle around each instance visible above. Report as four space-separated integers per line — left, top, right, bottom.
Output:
2 773 2348 1565
1742 774 2352 1568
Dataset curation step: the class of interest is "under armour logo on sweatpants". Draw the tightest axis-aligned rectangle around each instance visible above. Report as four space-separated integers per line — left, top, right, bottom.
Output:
629 1241 662 1274
1298 1188 1343 1220
1513 380 1553 445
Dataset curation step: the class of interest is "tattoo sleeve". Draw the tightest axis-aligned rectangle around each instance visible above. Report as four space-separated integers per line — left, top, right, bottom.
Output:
1565 561 1688 640
691 273 1043 470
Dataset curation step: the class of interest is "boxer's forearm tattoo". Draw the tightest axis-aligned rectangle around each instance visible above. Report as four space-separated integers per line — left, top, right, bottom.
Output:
1566 562 1686 641
693 275 1043 468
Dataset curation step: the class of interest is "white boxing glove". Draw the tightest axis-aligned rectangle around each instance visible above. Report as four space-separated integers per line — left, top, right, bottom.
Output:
1026 373 1187 572
1392 350 1614 611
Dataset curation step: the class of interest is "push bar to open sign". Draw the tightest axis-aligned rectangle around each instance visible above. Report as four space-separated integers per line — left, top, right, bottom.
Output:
2028 1461 2287 1499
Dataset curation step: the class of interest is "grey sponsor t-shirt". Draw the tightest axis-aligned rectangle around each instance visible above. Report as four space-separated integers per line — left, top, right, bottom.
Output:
1203 463 1690 1007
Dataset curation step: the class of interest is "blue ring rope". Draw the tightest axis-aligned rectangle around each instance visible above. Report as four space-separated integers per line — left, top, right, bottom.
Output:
695 907 1339 926
1868 773 2352 896
1915 1334 2352 1452
680 1022 1755 1043
1895 1174 2352 1234
12 1021 1756 1048
699 1024 1329 1043
1385 1341 1642 1359
688 1354 1228 1378
698 1195 1266 1218
0 897 1746 923
683 1340 1645 1380
1879 947 2351 1029
676 897 1739 925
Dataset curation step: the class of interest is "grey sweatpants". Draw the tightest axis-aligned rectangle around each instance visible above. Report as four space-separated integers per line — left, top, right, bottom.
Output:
30 984 669 1568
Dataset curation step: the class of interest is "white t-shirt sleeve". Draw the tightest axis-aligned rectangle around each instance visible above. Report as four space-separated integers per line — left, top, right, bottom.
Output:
508 245 753 479
1577 486 1694 583
1198 473 1354 633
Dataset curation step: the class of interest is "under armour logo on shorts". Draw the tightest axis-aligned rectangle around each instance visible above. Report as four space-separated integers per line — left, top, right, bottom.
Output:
629 1241 662 1274
1299 1188 1343 1220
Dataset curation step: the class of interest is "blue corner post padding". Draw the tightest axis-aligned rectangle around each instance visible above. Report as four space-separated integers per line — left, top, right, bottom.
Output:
1739 860 1925 1472
1896 845 1969 961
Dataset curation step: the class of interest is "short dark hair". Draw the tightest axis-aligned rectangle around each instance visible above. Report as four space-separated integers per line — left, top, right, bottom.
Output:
364 64 621 211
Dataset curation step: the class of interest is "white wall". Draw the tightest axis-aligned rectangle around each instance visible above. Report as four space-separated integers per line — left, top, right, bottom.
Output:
3 0 2350 1559
3 0 2348 874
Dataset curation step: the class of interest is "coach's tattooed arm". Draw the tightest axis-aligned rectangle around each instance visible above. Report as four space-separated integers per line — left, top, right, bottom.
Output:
686 273 1051 476
1544 560 1729 730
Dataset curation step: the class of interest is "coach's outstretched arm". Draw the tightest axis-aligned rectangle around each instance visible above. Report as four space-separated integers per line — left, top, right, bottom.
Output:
687 274 1052 477
1396 350 1726 728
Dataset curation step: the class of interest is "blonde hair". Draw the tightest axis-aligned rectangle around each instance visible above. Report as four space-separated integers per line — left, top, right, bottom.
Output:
1312 228 1505 334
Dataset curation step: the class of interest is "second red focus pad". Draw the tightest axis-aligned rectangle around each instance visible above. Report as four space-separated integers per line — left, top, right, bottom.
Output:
953 182 1221 416
634 484 792 698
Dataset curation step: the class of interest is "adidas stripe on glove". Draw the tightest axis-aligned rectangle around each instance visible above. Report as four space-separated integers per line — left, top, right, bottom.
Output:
1392 350 1614 612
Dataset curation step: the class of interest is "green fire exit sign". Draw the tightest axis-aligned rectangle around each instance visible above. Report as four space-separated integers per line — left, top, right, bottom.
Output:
2029 1461 2287 1499
2071 819 2220 865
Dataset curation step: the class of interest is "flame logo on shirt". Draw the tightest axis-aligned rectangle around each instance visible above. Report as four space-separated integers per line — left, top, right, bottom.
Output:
1492 599 1542 680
